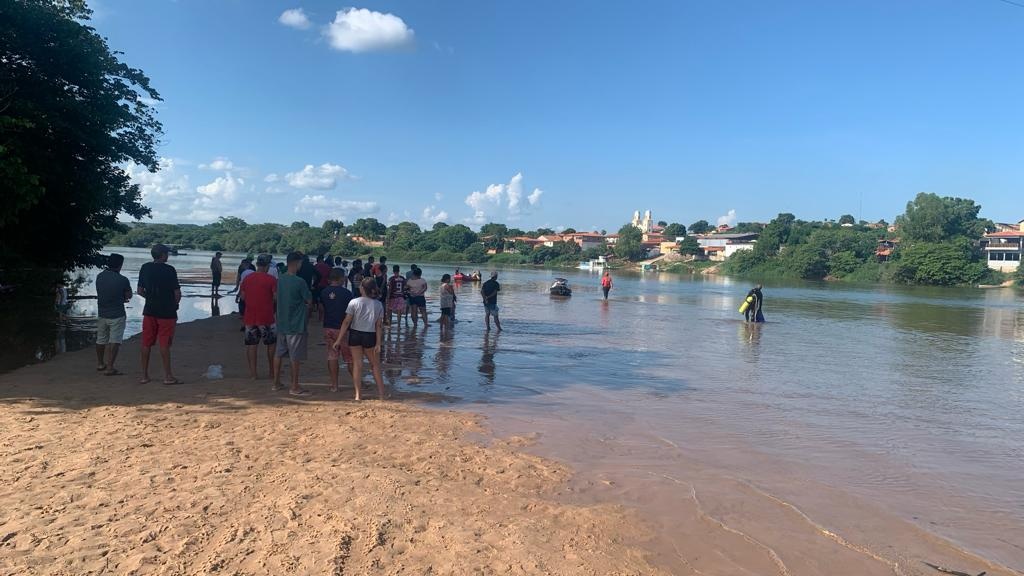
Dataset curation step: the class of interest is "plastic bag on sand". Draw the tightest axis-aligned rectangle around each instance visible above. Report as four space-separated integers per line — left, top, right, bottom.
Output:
204 364 224 380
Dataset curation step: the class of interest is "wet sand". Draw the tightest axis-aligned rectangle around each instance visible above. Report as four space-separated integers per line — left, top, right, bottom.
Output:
0 315 668 575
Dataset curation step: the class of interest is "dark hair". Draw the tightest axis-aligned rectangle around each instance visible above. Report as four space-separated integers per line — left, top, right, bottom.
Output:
351 259 361 269
107 253 125 270
363 263 372 275
441 273 452 283
328 268 345 282
367 256 375 264
316 254 324 263
286 251 303 263
215 251 222 257
151 243 169 260
334 256 342 266
380 256 387 264
359 277 379 298
392 264 400 273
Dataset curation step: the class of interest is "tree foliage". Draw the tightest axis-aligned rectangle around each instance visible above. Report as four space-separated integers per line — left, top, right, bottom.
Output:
614 225 647 261
662 223 687 238
688 220 712 235
896 192 990 243
1 0 163 271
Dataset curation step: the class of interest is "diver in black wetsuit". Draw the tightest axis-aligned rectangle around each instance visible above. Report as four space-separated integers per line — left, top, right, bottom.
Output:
744 284 765 323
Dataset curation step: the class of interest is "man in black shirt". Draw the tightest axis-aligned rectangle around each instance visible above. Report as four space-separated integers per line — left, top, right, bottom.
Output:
481 271 502 332
137 244 182 384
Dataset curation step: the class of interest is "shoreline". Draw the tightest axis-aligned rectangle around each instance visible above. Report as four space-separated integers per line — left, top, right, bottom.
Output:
0 314 670 575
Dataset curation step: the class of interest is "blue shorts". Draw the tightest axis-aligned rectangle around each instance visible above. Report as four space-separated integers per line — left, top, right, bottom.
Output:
409 295 427 308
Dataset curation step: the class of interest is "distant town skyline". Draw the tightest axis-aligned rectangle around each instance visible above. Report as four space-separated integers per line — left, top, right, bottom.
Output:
94 0 1024 230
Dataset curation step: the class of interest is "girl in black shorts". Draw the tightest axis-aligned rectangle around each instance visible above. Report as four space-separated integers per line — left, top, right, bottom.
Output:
334 278 386 401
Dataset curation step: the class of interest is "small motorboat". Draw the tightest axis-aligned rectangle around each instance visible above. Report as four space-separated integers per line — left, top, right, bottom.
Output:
549 278 572 297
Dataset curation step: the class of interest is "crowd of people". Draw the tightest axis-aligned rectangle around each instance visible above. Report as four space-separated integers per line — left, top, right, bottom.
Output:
90 245 504 400
88 245 763 398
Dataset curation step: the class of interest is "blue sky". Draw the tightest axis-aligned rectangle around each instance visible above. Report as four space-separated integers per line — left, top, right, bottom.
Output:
95 0 1024 231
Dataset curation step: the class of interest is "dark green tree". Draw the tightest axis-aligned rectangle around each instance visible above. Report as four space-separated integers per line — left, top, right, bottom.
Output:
434 224 478 252
689 220 712 234
348 217 386 239
662 223 687 238
321 219 345 238
678 236 701 256
1 0 163 271
384 221 422 251
838 214 856 225
896 193 990 243
614 225 646 261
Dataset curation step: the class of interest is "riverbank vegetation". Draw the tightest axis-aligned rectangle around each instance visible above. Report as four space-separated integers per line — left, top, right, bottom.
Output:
104 218 599 267
721 193 1003 286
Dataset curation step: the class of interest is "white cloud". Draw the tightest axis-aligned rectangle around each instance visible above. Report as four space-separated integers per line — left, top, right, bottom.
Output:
421 205 448 225
196 175 243 203
716 209 737 228
463 172 544 224
264 173 280 183
325 8 414 53
127 157 190 202
263 186 288 195
295 194 378 221
199 157 235 171
279 8 311 30
284 163 350 190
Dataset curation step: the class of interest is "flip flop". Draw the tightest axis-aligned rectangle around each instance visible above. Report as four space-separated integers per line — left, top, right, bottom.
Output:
271 384 286 391
162 378 184 386
104 369 124 376
96 365 107 372
289 389 311 397
139 378 151 384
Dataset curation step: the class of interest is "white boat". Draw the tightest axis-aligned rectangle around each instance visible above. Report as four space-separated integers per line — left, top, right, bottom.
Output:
578 256 607 270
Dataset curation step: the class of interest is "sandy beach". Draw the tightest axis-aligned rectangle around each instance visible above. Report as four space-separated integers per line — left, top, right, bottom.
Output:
0 314 667 575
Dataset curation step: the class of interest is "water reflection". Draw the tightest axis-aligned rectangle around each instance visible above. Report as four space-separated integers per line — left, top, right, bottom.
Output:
478 332 498 385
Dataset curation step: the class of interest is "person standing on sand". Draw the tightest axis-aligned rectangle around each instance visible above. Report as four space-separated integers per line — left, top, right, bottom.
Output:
744 284 765 323
239 254 278 380
406 267 428 327
94 253 132 376
321 269 354 392
210 251 223 295
334 277 386 401
601 270 613 300
137 244 182 385
273 252 313 396
481 271 502 332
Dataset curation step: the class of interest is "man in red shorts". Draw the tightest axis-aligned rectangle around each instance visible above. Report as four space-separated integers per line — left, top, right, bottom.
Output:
137 244 182 384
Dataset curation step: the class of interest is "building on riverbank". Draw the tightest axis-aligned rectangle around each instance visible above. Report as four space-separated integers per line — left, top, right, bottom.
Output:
981 220 1024 272
695 232 759 262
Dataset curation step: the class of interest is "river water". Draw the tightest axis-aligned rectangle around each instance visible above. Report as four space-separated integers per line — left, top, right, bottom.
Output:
16 247 1024 572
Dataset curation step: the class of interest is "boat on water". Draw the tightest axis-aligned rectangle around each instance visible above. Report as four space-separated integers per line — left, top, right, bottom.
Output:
578 256 607 271
549 278 572 297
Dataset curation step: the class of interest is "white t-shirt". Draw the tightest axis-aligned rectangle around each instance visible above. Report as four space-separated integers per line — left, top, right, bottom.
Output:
239 269 255 285
268 264 279 279
346 296 383 332
406 277 427 297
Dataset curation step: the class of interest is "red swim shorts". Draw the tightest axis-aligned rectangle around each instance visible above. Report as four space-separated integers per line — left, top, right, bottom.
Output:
142 316 176 348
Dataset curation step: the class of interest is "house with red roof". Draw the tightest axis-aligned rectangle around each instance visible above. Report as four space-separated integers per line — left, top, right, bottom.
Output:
981 220 1024 271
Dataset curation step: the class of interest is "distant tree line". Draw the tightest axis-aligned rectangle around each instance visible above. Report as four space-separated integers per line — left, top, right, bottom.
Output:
104 218 604 267
722 193 999 286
